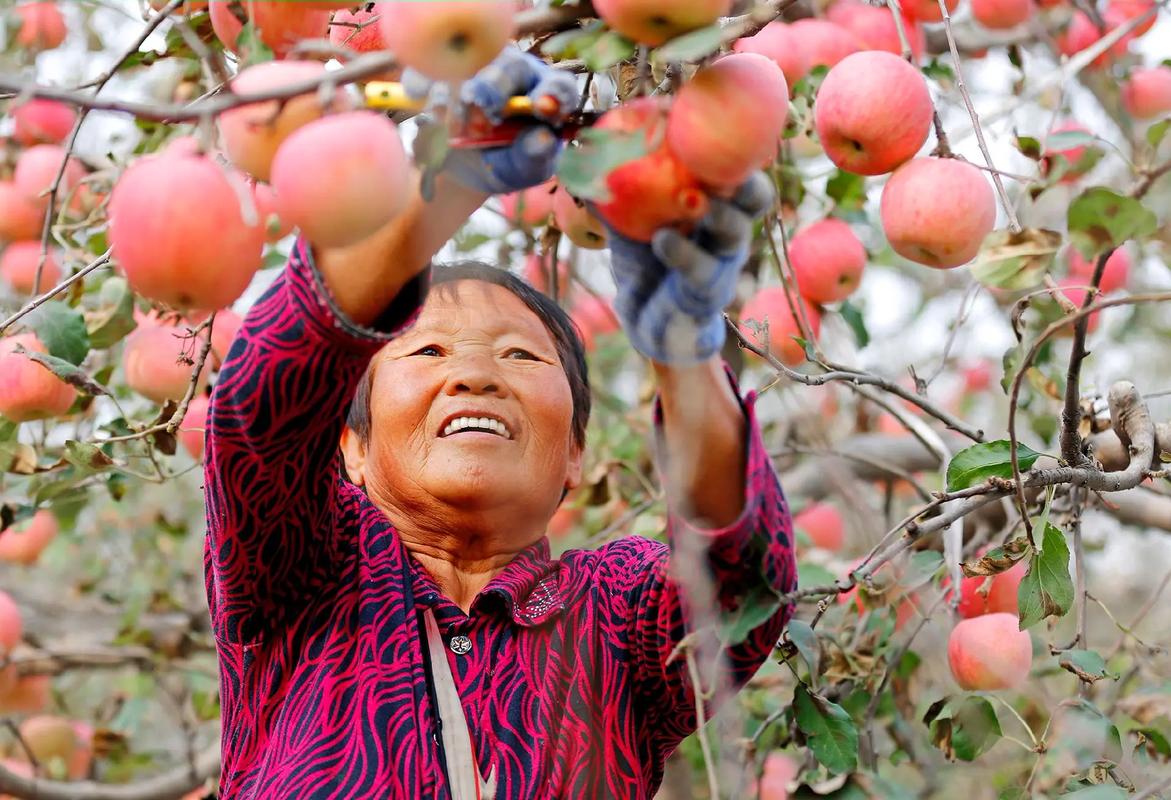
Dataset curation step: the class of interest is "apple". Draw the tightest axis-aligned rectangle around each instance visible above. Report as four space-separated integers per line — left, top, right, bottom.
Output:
1108 0 1157 34
1042 122 1095 183
814 51 932 176
1122 66 1171 119
251 181 293 244
971 0 1033 28
330 6 390 53
957 559 1027 618
522 253 571 297
211 309 244 365
901 0 960 23
962 360 994 394
0 183 45 242
1067 246 1129 294
1055 279 1102 335
732 22 810 91
739 287 821 368
121 323 211 405
827 0 925 59
794 502 845 552
880 157 996 269
108 147 265 310
552 184 608 250
13 2 66 51
1055 11 1130 67
13 716 92 780
210 0 331 59
10 99 76 147
570 294 621 351
547 505 582 540
272 111 410 249
948 613 1033 690
788 19 863 70
0 675 50 715
0 510 58 566
0 591 20 654
592 0 732 46
218 60 352 183
13 145 87 214
0 333 76 422
179 394 211 460
376 1 516 81
756 752 798 800
1 242 61 295
500 180 556 227
788 218 866 304
591 97 709 243
667 53 789 192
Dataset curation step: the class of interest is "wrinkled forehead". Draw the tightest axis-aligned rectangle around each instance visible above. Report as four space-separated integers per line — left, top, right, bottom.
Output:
391 279 559 349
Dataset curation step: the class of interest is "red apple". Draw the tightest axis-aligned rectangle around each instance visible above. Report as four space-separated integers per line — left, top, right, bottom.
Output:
376 1 515 81
179 394 211 460
1055 11 1130 68
739 287 821 367
1122 66 1171 119
500 180 556 227
756 752 798 800
10 99 76 147
121 323 210 405
522 253 571 296
329 6 389 52
0 242 61 295
0 333 76 422
732 21 810 91
948 613 1033 690
218 60 352 183
0 510 58 566
901 0 960 23
1067 246 1129 294
962 360 994 394
794 502 845 552
210 0 331 59
251 181 293 244
1108 0 1157 34
570 293 621 351
13 716 92 780
957 558 1027 617
592 0 732 46
0 591 21 653
13 145 86 214
788 19 863 70
211 308 244 365
108 147 265 310
13 2 66 51
0 183 45 242
880 157 996 269
0 675 50 714
827 0 925 59
971 0 1033 28
1055 278 1102 335
667 53 789 192
814 51 932 176
591 97 709 243
271 111 410 249
789 218 866 304
552 184 608 249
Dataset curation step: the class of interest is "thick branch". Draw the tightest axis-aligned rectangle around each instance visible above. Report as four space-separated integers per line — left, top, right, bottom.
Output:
0 747 219 800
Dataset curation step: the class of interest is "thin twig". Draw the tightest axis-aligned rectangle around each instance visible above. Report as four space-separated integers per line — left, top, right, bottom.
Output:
685 646 721 800
0 250 112 336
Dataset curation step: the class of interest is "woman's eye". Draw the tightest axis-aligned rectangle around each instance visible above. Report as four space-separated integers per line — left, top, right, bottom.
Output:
505 348 538 361
412 345 442 357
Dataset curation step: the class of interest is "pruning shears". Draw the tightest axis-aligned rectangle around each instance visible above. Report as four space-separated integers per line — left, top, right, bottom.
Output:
363 80 595 149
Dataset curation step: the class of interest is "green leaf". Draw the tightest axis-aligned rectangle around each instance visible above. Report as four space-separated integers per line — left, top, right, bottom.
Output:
903 550 944 591
1059 649 1116 684
970 228 1062 290
721 582 781 646
1067 187 1157 258
1018 522 1074 630
1014 134 1042 161
15 347 109 397
557 126 649 202
30 300 90 365
926 696 1003 762
236 20 275 66
0 440 37 474
797 561 836 588
837 300 870 348
1058 787 1127 800
1046 129 1097 151
920 59 955 83
63 440 115 476
1146 118 1170 149
786 619 821 685
794 683 858 774
580 30 635 72
826 169 867 212
945 440 1043 491
85 276 137 349
652 24 724 64
541 20 605 59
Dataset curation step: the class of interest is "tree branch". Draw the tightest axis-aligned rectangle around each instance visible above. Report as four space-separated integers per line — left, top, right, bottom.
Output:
0 746 219 800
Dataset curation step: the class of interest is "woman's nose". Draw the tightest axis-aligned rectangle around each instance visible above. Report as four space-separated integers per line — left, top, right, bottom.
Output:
444 354 504 396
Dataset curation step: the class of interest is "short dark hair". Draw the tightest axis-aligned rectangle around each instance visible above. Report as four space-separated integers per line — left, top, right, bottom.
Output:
345 262 591 449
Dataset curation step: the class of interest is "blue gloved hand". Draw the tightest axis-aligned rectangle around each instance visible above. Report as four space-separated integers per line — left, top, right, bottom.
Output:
404 49 580 195
604 172 775 365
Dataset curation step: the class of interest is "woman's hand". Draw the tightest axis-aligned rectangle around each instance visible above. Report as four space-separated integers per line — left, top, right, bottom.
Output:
404 49 581 195
604 172 776 366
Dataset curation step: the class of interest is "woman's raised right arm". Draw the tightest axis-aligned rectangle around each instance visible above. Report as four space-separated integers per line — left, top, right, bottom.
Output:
203 171 488 645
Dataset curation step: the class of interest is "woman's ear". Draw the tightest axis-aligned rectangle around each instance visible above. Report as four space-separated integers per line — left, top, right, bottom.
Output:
340 427 367 486
564 439 584 493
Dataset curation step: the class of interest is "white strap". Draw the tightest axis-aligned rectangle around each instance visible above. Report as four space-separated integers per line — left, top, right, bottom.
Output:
423 609 497 800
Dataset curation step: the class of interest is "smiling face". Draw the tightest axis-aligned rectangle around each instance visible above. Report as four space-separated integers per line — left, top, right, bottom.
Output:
343 279 584 544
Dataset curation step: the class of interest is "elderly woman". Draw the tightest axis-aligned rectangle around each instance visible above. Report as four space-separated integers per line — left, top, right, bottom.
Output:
204 53 796 799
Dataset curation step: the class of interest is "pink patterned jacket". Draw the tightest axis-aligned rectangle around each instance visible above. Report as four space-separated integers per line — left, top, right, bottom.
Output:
203 239 797 799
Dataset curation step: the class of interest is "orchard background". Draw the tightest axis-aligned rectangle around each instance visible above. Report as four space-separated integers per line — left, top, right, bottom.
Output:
0 0 1169 798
